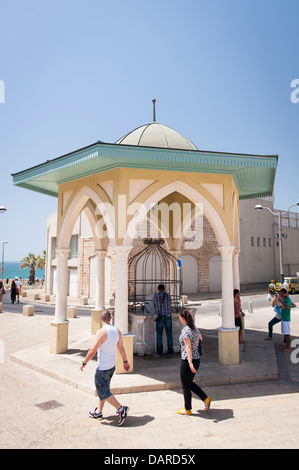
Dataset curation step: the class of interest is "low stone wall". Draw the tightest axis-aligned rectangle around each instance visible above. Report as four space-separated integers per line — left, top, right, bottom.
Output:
128 308 197 356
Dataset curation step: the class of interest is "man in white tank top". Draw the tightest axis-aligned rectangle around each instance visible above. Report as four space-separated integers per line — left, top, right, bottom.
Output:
80 310 130 426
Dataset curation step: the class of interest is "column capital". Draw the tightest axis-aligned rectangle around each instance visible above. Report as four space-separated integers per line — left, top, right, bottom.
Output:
112 245 133 261
55 248 70 261
218 245 235 259
94 249 107 260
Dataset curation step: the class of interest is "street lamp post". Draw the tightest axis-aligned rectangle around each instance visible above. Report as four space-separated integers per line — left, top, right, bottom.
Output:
1 206 7 283
255 201 299 280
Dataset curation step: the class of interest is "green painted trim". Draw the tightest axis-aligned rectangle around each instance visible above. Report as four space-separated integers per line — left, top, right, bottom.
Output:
11 141 278 199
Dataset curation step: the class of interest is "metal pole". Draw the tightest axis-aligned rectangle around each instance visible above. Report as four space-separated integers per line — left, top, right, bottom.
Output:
278 211 284 280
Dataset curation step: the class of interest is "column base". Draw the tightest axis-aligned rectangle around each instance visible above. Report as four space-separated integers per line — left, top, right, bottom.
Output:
115 333 135 374
49 321 69 354
218 327 239 365
240 316 245 343
91 309 104 334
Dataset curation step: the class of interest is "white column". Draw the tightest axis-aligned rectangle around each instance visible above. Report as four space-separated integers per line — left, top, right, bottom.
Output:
232 248 240 290
112 245 133 334
218 245 235 329
54 248 70 322
50 248 70 354
94 250 107 310
218 245 239 365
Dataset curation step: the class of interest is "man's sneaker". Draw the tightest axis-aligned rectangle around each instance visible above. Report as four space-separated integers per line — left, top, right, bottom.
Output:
117 406 129 426
89 407 103 419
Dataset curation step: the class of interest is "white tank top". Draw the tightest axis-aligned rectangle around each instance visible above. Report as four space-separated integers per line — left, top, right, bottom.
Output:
96 325 119 371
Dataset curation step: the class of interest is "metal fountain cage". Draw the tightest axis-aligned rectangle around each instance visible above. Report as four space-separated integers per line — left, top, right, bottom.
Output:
128 238 182 312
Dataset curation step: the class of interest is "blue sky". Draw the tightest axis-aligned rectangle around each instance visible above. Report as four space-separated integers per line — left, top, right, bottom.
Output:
0 0 299 261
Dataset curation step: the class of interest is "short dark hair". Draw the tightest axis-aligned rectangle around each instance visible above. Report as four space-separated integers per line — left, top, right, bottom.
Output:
280 288 288 294
157 284 165 291
234 289 240 297
100 309 111 322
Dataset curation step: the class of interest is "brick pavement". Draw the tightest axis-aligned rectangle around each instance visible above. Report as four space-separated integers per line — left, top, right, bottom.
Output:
1 294 299 449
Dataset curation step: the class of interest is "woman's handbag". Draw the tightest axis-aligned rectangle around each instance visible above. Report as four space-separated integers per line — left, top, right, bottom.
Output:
154 313 161 322
198 339 204 356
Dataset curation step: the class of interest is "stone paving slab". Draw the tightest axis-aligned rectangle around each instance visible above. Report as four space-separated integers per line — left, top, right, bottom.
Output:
10 327 278 396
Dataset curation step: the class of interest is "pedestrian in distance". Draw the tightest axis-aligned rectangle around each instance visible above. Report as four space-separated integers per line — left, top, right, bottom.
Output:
153 284 174 357
264 293 282 341
176 309 211 416
15 277 21 303
80 309 130 426
10 280 17 304
278 288 296 352
234 289 245 344
0 281 6 302
267 279 276 302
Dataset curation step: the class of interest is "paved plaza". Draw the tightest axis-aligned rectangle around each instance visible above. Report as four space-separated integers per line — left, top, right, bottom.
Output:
1 292 299 450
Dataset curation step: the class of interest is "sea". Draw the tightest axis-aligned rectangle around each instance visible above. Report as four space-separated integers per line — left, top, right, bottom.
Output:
1 261 45 281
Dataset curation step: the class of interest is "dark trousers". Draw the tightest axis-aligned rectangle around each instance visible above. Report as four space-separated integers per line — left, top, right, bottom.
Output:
268 316 281 338
180 358 207 411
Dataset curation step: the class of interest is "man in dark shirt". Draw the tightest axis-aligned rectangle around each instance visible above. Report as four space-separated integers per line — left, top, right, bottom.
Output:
153 284 173 357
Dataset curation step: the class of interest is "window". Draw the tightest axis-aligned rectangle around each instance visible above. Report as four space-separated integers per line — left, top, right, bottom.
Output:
268 238 272 247
251 237 254 246
69 235 78 259
257 237 260 247
263 238 266 247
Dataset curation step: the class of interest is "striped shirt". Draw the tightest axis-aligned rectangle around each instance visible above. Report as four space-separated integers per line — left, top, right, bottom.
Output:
153 291 171 316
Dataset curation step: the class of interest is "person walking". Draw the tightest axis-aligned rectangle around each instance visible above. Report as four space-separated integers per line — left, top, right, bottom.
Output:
80 309 130 426
153 284 174 357
176 309 211 415
15 277 21 303
10 280 17 304
0 281 6 303
264 293 283 340
279 288 294 352
234 289 245 344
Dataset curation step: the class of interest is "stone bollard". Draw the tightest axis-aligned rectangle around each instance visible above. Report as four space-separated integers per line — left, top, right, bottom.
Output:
22 291 27 298
23 305 34 316
80 296 88 305
41 294 50 302
67 306 77 318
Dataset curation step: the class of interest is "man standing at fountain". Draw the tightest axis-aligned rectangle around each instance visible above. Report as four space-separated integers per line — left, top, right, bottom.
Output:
153 284 174 357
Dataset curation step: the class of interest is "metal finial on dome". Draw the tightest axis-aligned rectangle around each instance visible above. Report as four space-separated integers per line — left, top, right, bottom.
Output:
152 99 156 122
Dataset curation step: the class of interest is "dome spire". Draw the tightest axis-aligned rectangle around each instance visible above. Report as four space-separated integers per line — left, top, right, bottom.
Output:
152 98 156 122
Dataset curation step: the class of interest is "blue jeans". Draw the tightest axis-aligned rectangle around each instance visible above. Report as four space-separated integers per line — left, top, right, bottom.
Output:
268 316 281 338
156 315 173 356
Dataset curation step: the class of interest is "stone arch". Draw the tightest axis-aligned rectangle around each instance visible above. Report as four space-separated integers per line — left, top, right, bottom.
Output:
57 186 116 250
124 181 230 248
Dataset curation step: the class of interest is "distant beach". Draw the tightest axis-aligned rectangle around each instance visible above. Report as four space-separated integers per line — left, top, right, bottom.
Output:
1 261 45 281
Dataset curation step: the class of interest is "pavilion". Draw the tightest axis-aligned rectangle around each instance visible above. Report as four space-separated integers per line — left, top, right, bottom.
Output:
12 101 278 368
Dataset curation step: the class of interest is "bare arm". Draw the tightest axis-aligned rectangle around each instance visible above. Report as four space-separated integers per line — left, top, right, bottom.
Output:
184 338 196 374
117 328 130 372
80 328 106 371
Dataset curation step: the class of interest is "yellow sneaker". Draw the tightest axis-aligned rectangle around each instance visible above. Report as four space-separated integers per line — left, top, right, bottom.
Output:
176 408 192 415
204 397 211 413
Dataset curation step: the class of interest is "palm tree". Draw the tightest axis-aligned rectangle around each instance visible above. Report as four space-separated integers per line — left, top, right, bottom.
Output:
20 251 46 284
